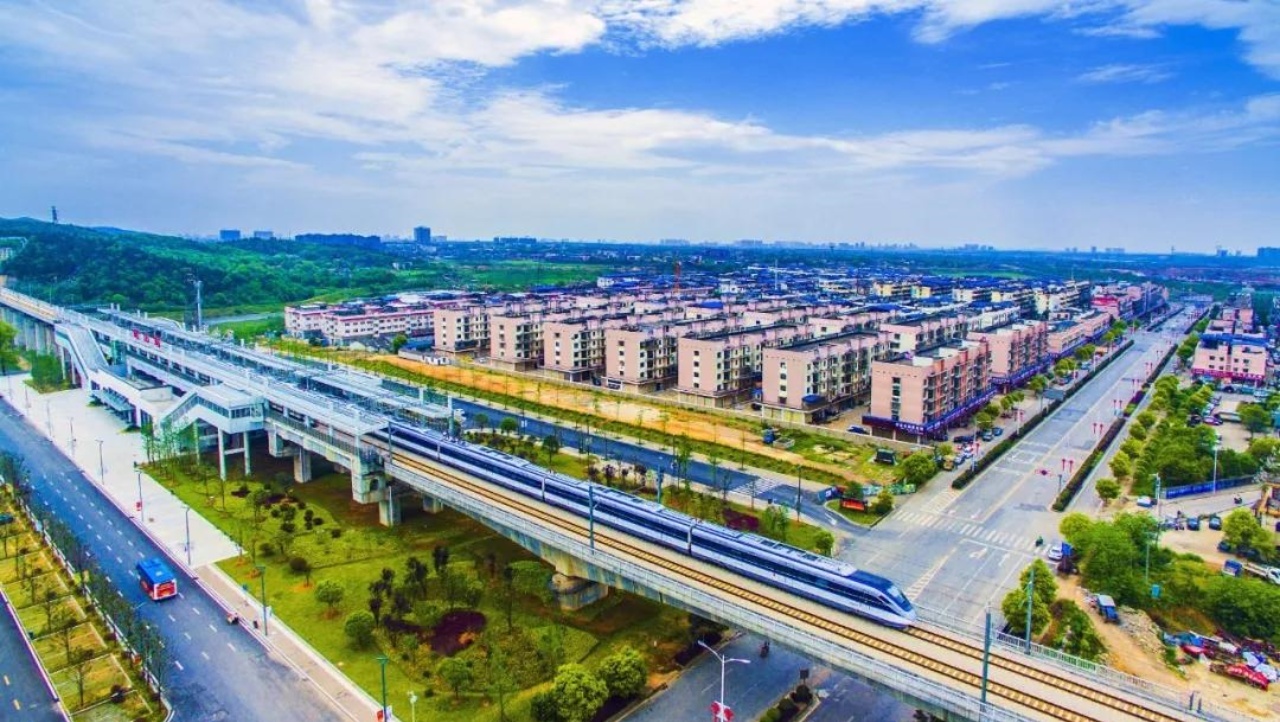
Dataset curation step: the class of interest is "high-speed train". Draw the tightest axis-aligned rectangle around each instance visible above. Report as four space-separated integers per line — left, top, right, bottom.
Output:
373 424 916 629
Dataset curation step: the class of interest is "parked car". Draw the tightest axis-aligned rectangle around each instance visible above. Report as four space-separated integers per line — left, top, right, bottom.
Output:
1187 517 1201 531
993 427 1004 437
847 425 870 435
953 434 974 444
1047 542 1064 562
1209 515 1223 530
1135 496 1155 508
1204 416 1223 426
1219 540 1234 553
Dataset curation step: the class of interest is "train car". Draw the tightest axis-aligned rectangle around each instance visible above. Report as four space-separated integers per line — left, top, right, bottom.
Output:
379 424 915 628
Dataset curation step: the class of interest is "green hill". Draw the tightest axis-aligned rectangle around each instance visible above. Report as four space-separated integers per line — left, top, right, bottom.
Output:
0 218 442 314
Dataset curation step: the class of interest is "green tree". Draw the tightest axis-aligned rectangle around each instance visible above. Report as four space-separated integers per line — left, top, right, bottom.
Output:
0 321 18 379
936 442 955 459
552 664 609 722
530 691 561 722
1249 437 1280 463
597 646 647 700
814 529 835 556
975 409 997 432
1095 477 1121 504
1108 453 1132 482
1136 412 1157 431
390 333 408 353
870 487 894 515
1021 559 1058 607
899 452 938 486
1001 586 1050 637
314 579 345 613
1240 403 1272 438
1222 509 1270 551
499 417 518 435
843 480 865 501
438 657 474 700
1028 375 1047 397
343 610 376 648
542 434 562 467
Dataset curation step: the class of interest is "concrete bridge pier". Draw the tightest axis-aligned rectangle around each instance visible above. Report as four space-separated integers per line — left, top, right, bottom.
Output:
420 494 444 514
292 450 313 483
215 429 251 480
378 484 401 526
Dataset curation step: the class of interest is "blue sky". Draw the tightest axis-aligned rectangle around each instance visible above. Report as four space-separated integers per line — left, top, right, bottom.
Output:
0 1 1277 251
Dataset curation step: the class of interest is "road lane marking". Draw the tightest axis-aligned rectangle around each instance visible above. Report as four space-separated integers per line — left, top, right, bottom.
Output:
192 607 201 616
201 651 210 661
209 624 217 633
116 556 123 564
174 661 184 671
168 614 176 622
227 642 235 652
183 632 192 640
2 675 8 686
13 699 20 710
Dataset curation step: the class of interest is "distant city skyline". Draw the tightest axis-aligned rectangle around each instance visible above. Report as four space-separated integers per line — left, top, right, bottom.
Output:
0 1 1277 251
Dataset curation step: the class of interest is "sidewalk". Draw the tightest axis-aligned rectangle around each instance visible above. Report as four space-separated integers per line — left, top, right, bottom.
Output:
7 374 378 721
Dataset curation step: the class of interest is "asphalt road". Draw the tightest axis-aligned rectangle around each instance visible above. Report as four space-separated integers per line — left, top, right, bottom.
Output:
0 399 343 722
836 321 1194 629
0 589 65 722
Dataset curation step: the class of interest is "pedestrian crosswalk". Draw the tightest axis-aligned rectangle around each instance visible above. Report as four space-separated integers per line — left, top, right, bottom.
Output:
891 510 1039 550
917 489 959 515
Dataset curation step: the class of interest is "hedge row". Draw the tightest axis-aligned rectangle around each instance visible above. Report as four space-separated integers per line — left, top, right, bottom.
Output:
1051 416 1126 510
952 339 1135 490
1050 336 1177 510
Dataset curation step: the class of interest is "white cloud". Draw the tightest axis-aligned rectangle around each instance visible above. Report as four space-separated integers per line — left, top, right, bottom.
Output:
1077 63 1173 84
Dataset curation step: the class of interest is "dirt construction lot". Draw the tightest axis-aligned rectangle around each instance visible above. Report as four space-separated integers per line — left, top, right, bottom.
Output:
1056 577 1279 719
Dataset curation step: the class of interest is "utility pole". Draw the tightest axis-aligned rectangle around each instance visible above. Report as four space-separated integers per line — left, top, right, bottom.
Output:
192 279 204 331
1024 563 1035 652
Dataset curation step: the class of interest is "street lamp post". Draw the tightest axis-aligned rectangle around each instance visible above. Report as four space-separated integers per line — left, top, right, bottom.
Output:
1212 434 1221 493
96 439 105 484
255 564 269 636
1024 564 1036 652
135 470 144 521
376 654 390 722
69 418 76 456
698 640 750 720
183 505 192 567
408 691 418 722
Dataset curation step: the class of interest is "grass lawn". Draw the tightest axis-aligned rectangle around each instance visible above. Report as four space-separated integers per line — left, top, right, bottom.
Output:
150 457 691 721
824 501 888 527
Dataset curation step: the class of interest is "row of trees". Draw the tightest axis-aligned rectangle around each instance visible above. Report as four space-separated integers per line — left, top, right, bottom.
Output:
1059 511 1280 640
531 648 647 722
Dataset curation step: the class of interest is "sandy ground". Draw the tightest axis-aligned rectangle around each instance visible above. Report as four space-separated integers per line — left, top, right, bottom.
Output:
1056 576 1280 718
380 354 862 478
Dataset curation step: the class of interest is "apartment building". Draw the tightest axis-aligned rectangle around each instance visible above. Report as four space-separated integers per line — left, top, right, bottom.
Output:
543 314 632 381
434 305 490 357
1034 280 1090 317
967 303 1021 332
284 301 434 343
490 312 553 371
677 323 809 407
760 331 885 423
1192 334 1269 385
969 320 1048 388
880 313 969 355
1045 310 1110 359
864 339 993 439
604 317 730 393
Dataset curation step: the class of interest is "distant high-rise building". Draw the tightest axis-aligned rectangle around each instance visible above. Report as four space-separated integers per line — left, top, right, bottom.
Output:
219 229 242 242
252 230 274 240
413 226 432 243
1259 247 1280 260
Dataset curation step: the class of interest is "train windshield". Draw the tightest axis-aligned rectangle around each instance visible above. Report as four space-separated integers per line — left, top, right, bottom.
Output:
886 584 912 610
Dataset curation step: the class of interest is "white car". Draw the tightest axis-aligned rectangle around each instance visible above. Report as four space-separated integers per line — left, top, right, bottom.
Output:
1135 496 1154 508
1047 542 1064 562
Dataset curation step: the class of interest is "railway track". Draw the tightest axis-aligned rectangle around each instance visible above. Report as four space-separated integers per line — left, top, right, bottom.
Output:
389 450 1187 722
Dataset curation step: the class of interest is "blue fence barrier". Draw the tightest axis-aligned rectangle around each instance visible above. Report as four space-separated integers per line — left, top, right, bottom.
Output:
1161 475 1255 500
